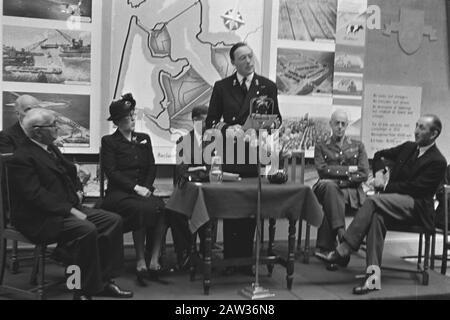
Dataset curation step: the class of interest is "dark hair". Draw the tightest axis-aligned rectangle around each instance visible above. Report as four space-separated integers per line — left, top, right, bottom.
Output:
229 42 248 62
424 114 442 138
191 105 209 120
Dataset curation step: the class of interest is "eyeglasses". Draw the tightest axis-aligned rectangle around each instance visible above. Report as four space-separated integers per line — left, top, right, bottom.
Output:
33 121 58 129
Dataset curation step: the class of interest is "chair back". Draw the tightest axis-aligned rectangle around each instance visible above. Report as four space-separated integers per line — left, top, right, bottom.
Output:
99 147 105 199
282 151 305 184
444 185 450 243
0 154 14 233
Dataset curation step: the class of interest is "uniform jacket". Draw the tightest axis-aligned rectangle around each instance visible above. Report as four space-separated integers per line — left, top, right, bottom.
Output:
314 136 369 206
206 73 281 177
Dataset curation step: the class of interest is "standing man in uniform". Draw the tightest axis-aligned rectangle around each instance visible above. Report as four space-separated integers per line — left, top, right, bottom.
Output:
206 42 281 274
313 110 369 270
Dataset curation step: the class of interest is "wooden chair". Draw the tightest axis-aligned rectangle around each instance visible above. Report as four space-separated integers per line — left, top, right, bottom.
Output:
430 185 450 275
381 225 433 285
282 151 311 263
0 154 58 300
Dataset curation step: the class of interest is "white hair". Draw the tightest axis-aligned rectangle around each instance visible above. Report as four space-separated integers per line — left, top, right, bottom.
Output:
22 108 55 139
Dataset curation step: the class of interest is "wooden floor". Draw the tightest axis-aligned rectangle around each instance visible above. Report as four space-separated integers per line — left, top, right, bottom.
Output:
1 237 449 300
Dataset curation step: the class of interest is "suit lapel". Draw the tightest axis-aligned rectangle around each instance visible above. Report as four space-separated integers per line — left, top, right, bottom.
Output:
390 144 416 180
229 74 246 108
411 145 437 175
30 143 65 175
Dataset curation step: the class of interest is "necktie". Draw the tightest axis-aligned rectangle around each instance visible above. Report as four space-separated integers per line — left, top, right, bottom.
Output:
47 146 57 160
241 77 248 96
412 147 420 162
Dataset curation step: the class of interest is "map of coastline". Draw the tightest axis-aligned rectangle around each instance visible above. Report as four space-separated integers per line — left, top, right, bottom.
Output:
112 0 264 163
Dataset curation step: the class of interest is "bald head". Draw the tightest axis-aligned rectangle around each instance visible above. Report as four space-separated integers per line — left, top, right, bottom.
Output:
15 95 40 122
22 109 58 145
330 110 349 140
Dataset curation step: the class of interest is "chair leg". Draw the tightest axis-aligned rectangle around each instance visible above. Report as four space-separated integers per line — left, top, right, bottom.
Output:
296 220 303 252
430 233 436 270
30 246 40 286
9 240 19 274
422 234 430 286
417 233 423 269
303 224 311 264
0 239 6 285
267 219 276 276
441 242 448 275
36 245 46 300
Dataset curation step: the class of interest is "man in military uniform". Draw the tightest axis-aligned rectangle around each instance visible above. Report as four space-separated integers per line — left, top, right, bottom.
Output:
313 110 369 269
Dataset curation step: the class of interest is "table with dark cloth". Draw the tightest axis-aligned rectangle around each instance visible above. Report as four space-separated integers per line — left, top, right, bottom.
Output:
166 178 324 294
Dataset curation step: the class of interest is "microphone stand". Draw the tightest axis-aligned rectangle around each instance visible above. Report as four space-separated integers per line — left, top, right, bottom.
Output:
240 99 275 300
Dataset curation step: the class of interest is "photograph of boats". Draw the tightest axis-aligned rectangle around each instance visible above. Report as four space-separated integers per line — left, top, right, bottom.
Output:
276 48 334 96
3 25 91 85
3 0 92 23
278 0 336 42
3 91 90 147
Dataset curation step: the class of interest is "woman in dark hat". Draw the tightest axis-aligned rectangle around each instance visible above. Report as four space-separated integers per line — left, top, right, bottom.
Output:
101 93 166 286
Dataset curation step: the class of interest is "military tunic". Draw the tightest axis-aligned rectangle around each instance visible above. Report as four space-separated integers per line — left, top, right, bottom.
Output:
313 136 369 251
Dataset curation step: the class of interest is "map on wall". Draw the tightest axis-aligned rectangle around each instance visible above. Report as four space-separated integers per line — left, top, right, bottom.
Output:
111 0 265 163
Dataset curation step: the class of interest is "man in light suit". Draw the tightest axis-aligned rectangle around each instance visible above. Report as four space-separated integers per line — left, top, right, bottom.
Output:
322 115 447 294
9 109 133 300
206 42 281 274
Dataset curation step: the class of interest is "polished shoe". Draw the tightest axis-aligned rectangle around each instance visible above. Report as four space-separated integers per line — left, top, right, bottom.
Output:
136 268 148 287
73 292 92 300
319 250 350 268
100 281 133 298
315 250 338 271
147 268 170 285
352 273 381 295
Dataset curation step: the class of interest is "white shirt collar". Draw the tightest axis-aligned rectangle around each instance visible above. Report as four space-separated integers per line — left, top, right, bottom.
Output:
236 72 254 89
418 142 435 158
30 138 49 152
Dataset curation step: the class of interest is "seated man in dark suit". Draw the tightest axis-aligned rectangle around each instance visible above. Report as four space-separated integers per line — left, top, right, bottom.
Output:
0 94 40 153
322 114 447 294
8 109 133 300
